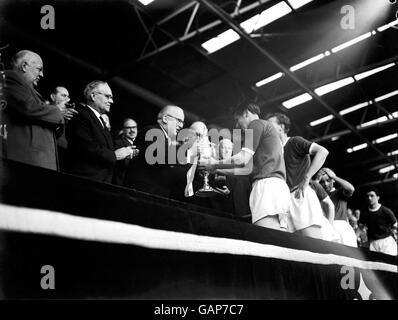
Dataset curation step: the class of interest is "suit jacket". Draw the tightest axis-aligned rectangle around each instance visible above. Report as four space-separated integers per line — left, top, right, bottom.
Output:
66 104 116 183
113 135 134 185
124 124 190 200
2 70 64 170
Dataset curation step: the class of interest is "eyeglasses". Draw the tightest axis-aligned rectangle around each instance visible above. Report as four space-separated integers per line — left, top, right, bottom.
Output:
94 92 113 100
167 114 184 126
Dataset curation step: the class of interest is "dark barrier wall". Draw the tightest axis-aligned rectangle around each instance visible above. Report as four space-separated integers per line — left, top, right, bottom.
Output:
0 159 396 299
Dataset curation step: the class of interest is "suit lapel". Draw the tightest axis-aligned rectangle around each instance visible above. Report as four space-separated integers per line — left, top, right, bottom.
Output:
85 106 113 149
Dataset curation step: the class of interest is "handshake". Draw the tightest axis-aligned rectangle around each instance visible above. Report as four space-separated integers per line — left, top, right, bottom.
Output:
114 146 139 160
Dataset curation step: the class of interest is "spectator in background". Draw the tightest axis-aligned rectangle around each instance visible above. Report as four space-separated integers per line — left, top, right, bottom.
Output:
317 167 358 247
113 118 139 185
211 138 252 221
348 213 368 248
49 86 78 171
359 187 397 255
66 81 135 183
310 179 341 243
2 50 65 170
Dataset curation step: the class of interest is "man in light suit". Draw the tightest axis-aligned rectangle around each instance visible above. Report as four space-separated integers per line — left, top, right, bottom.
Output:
2 50 65 170
66 80 134 183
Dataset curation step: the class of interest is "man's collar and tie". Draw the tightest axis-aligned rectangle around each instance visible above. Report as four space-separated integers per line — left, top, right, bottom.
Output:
86 104 109 130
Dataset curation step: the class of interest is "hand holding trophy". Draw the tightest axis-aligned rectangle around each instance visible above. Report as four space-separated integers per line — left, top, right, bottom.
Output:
190 121 218 197
195 137 218 197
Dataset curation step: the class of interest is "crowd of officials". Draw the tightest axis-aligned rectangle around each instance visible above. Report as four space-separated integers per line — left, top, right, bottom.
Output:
1 50 397 256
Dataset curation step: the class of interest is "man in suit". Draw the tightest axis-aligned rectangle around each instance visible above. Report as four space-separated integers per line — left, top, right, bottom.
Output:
66 80 134 183
2 50 65 170
124 105 190 200
49 86 78 171
113 118 139 185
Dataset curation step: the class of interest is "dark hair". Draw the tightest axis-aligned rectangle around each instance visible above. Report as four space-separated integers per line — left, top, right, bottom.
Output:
233 101 261 117
265 112 291 134
366 187 380 197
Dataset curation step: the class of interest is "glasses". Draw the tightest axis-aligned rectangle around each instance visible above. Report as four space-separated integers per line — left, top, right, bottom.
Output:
167 114 184 126
94 92 113 100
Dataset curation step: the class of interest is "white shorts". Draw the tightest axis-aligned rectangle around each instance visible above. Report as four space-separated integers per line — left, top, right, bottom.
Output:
334 220 358 247
288 186 324 232
319 217 342 243
250 177 291 229
369 236 397 256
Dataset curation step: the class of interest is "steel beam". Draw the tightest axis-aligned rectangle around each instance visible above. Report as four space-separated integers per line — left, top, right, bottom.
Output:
197 0 395 167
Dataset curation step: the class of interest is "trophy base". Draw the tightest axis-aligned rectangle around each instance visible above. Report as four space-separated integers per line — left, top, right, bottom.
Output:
195 185 218 197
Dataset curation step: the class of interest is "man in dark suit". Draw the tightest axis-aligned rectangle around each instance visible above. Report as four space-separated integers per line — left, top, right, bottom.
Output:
2 50 65 170
113 118 139 185
66 80 134 183
49 86 78 171
124 105 190 200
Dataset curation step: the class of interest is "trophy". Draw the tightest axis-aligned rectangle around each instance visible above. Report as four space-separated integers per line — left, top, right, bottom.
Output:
195 138 218 197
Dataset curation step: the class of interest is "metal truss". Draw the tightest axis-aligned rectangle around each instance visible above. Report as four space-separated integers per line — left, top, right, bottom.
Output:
129 0 273 61
195 0 396 167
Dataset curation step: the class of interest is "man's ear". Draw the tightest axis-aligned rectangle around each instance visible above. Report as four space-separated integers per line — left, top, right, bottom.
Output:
21 61 29 73
50 93 55 102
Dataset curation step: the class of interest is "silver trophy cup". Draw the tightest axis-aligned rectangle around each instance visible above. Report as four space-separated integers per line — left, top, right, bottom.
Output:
195 139 217 197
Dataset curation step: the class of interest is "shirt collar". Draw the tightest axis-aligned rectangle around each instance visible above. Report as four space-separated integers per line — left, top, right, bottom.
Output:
86 104 102 120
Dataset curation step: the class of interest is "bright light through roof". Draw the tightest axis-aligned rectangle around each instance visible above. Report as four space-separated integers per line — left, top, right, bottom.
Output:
374 90 398 102
331 32 372 53
377 19 398 32
374 133 398 144
287 0 314 9
201 29 240 53
359 116 389 129
314 77 354 96
310 115 334 127
379 165 395 174
290 53 326 72
256 72 284 87
347 143 368 153
354 63 396 81
138 0 155 5
340 101 370 116
282 93 312 109
245 2 292 32
388 150 398 156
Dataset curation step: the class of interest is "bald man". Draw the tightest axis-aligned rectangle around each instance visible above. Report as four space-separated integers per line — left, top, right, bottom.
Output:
124 105 190 200
2 50 66 170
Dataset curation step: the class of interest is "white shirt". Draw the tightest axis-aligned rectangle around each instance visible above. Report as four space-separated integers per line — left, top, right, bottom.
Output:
86 105 105 128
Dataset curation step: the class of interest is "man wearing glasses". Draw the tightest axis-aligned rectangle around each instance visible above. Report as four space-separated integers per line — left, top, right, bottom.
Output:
66 80 135 183
113 118 139 185
124 105 190 200
2 50 65 170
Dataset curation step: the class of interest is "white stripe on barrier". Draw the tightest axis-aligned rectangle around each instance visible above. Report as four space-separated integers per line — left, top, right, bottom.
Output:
0 203 396 273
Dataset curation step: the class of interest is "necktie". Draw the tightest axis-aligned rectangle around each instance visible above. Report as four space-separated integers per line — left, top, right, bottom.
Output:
99 116 108 130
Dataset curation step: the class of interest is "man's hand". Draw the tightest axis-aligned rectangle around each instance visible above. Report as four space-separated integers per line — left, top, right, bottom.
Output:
56 101 78 121
198 157 217 174
215 186 231 196
294 177 310 199
115 146 135 160
320 167 336 179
